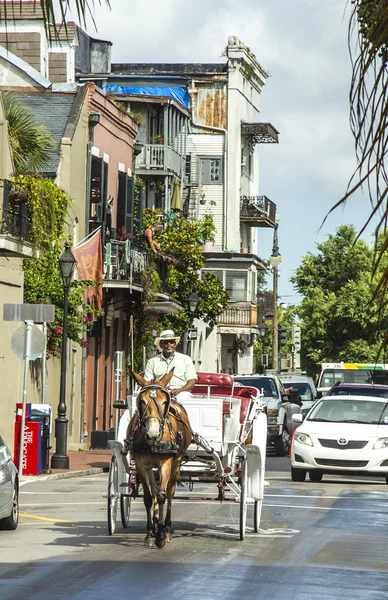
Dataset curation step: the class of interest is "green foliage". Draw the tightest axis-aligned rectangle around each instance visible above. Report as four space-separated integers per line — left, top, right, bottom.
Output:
13 174 96 358
291 224 388 375
2 92 54 174
142 208 164 229
137 212 228 344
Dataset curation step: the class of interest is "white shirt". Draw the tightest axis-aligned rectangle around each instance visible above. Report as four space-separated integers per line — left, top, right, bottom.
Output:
144 351 197 388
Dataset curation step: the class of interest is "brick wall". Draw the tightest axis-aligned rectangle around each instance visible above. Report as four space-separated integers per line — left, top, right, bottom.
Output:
0 32 41 72
48 52 67 83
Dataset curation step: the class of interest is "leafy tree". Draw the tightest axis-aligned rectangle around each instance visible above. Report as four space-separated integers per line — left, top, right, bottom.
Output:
1 92 53 174
291 225 388 375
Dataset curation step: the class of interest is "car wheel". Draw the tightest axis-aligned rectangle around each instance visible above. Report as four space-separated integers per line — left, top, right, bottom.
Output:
309 471 323 482
291 467 306 482
0 480 19 530
274 422 290 457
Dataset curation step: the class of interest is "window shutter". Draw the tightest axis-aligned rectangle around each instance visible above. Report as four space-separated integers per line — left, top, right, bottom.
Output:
90 157 103 222
134 183 143 235
125 176 134 236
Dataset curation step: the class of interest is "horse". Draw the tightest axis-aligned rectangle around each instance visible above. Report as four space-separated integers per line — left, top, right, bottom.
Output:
124 368 192 548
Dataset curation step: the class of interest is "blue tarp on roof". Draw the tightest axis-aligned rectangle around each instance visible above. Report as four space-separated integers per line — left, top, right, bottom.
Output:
102 85 189 108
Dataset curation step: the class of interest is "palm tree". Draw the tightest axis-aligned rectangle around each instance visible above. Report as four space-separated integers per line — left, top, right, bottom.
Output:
0 1 110 40
325 1 388 339
1 92 53 174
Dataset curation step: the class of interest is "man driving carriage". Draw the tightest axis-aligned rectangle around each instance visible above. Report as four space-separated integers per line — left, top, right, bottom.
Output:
117 329 197 444
144 329 197 401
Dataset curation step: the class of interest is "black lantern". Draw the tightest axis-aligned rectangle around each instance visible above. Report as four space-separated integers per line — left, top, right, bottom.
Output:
51 242 77 470
187 292 200 317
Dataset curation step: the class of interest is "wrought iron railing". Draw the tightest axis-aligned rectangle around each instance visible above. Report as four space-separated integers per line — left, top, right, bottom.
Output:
0 179 30 241
240 195 276 225
103 238 170 293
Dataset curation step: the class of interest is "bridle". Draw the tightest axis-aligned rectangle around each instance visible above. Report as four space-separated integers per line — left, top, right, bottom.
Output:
137 384 172 440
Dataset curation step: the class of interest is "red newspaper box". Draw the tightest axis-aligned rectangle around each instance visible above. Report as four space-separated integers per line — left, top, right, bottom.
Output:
14 419 42 476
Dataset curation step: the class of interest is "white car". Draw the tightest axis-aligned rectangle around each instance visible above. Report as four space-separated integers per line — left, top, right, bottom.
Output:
0 435 19 530
291 395 388 483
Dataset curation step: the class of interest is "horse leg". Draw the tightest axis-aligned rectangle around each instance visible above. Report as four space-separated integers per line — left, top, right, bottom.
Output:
155 457 173 549
136 460 157 547
165 457 182 543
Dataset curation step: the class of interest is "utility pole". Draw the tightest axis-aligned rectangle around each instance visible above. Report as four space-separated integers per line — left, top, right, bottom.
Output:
269 222 281 373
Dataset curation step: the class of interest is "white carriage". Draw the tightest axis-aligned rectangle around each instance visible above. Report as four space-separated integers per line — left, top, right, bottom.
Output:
106 372 267 540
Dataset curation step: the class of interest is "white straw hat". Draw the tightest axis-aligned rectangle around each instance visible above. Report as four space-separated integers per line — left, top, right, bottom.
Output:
155 329 181 350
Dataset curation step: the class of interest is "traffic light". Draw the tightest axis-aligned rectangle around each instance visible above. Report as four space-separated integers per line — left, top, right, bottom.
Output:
292 325 301 352
278 326 287 348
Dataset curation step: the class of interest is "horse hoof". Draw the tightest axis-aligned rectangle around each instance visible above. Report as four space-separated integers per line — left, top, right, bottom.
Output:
165 528 172 543
156 538 166 549
144 536 156 548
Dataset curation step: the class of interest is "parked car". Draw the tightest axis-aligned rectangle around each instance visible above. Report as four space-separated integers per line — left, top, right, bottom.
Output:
327 382 388 399
291 394 388 483
0 435 19 530
280 374 317 418
234 374 302 456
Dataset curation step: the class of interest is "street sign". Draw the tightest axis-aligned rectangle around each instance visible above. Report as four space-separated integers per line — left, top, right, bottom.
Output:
3 303 55 323
11 323 46 360
188 329 198 341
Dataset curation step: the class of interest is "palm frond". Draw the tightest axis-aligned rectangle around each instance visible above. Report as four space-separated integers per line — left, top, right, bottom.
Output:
0 1 111 41
1 91 54 174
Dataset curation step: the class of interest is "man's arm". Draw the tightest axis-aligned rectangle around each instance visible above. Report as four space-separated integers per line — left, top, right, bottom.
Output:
170 378 197 398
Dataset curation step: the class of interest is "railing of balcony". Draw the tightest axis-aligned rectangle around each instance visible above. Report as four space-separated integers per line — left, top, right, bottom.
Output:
240 195 276 225
135 144 185 175
103 238 170 293
0 180 30 241
218 303 258 326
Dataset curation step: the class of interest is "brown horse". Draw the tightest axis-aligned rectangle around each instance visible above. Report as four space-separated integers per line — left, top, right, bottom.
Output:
125 369 192 548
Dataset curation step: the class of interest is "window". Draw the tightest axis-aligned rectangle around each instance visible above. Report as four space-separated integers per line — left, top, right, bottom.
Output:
198 157 223 185
117 173 134 237
202 269 249 302
90 156 108 226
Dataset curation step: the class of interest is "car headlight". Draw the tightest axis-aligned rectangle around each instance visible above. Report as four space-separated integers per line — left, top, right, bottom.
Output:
294 431 313 447
373 437 388 449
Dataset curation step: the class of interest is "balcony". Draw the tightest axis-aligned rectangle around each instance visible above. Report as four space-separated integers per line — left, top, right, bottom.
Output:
103 239 171 295
240 195 276 228
0 180 34 257
135 144 185 176
218 302 258 327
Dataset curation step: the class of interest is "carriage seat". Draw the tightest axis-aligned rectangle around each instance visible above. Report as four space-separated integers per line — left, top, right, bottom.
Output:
192 372 234 397
233 386 258 424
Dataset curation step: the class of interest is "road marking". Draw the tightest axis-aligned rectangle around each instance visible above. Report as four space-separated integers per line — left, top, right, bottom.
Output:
19 513 74 523
265 502 385 512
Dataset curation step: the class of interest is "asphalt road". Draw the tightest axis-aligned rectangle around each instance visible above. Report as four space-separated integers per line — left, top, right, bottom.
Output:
1 455 388 600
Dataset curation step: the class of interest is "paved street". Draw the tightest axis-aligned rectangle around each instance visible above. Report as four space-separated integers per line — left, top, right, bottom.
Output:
1 455 388 600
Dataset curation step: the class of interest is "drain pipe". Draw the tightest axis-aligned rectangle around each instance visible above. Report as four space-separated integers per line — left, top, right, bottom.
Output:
188 81 228 250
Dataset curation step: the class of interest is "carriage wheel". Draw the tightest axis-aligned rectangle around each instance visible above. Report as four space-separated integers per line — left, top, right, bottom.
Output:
239 458 247 541
120 492 131 528
107 455 118 535
254 499 262 533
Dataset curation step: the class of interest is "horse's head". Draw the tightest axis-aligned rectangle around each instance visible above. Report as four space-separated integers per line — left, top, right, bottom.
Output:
132 369 174 443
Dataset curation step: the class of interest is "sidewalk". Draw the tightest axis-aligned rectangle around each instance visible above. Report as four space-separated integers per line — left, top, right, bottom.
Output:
20 449 112 481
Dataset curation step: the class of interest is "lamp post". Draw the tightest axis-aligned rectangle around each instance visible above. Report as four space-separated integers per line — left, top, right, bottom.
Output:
51 243 77 470
186 291 200 357
269 223 281 373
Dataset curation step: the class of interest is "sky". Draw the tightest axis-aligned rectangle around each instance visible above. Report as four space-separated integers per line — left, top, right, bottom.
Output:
68 0 375 304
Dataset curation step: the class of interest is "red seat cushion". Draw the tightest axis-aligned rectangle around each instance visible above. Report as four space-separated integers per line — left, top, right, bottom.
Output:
192 372 234 397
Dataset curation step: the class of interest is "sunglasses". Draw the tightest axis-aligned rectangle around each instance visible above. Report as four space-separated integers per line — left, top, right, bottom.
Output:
161 340 176 345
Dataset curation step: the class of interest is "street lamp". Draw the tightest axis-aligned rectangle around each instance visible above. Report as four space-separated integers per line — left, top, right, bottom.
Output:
269 222 281 373
51 242 77 470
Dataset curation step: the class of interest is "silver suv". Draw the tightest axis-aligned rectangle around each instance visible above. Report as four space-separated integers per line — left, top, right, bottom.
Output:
234 374 303 456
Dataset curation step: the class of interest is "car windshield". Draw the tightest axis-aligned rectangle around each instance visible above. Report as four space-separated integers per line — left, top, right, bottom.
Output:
284 382 313 401
234 378 279 398
329 386 388 399
308 399 388 424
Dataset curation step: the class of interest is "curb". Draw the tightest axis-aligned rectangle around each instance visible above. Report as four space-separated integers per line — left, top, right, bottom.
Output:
20 466 109 482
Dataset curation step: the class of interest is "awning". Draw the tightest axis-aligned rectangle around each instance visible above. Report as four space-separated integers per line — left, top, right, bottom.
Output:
241 122 279 144
171 181 183 211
